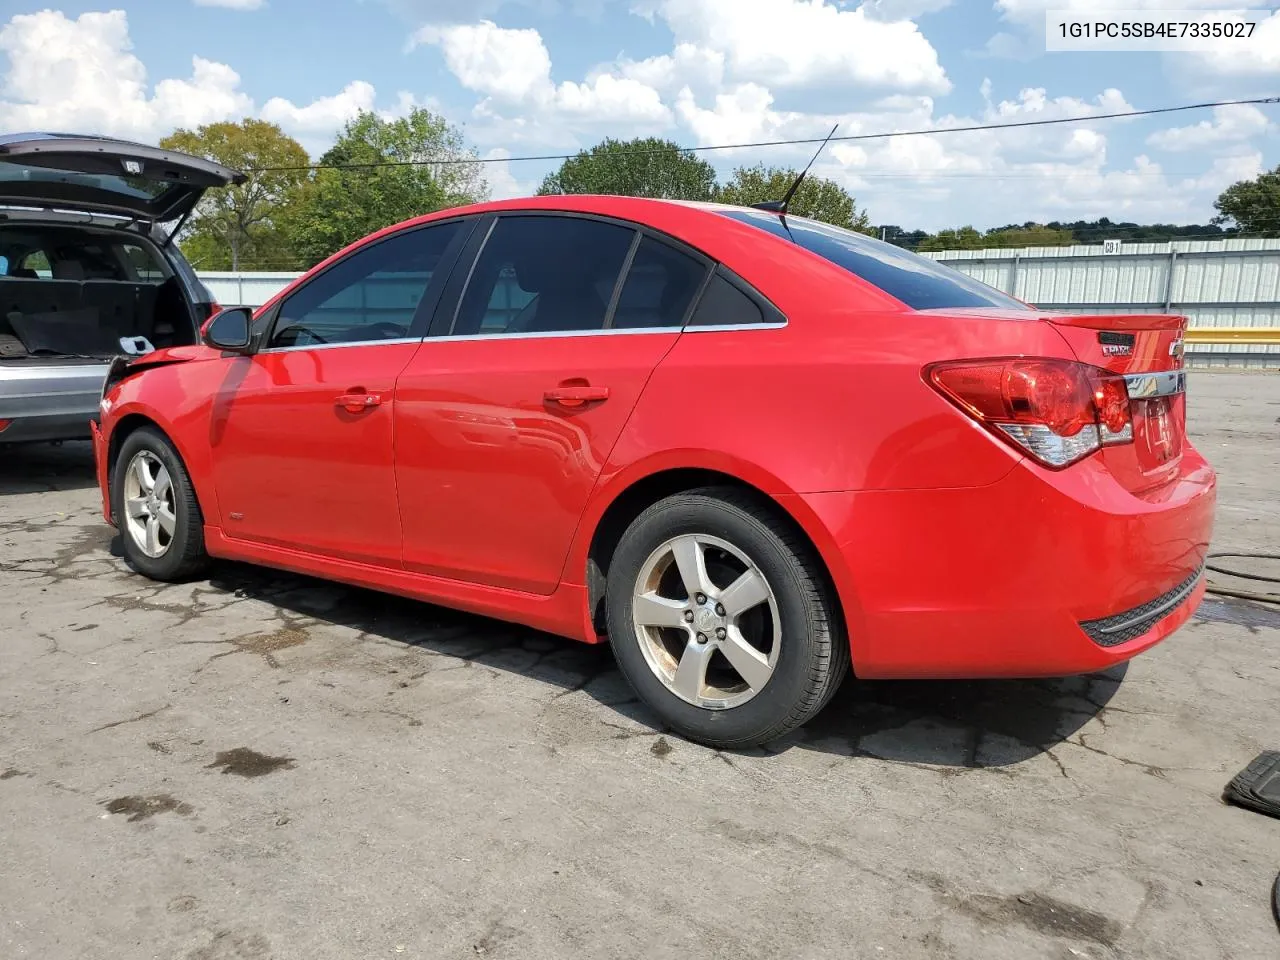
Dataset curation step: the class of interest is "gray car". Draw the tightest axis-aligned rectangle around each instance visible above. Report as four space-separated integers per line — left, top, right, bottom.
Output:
0 133 243 444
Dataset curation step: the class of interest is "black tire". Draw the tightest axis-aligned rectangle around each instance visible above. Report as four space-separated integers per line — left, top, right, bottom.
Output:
606 487 849 749
110 425 209 582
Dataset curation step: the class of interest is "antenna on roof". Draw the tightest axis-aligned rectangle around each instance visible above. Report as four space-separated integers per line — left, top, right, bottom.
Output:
751 123 839 219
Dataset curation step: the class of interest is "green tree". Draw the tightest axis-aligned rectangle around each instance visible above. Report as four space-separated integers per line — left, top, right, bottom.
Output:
917 226 984 252
287 108 488 267
160 119 309 271
537 137 717 200
983 223 1076 247
1213 164 1280 234
716 164 872 232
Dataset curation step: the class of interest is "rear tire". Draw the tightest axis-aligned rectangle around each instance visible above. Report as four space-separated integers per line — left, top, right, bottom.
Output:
111 426 209 582
605 487 849 749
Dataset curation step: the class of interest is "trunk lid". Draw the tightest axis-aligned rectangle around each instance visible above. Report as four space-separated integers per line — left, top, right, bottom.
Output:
1044 312 1188 494
0 132 245 225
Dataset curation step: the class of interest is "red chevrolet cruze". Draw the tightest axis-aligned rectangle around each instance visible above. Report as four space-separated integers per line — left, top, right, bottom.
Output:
93 195 1215 748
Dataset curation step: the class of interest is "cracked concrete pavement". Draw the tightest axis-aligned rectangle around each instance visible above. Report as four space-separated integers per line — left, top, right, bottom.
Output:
3 370 1280 960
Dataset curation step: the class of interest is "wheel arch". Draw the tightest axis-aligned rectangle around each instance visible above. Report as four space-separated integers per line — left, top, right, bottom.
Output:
577 463 862 665
104 405 219 526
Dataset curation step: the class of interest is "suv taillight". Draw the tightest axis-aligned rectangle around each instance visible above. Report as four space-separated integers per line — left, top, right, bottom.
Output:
926 358 1133 468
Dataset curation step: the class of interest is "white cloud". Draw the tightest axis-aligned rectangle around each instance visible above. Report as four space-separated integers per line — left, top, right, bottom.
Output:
0 10 429 156
411 19 672 131
859 0 952 20
611 43 725 94
1191 10 1280 76
986 86 1134 120
1147 104 1272 152
482 147 538 198
261 81 378 134
193 0 265 9
637 0 950 93
0 10 253 141
409 20 552 100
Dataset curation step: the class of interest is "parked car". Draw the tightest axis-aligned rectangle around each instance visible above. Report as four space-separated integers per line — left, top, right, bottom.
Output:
0 132 242 444
92 195 1215 748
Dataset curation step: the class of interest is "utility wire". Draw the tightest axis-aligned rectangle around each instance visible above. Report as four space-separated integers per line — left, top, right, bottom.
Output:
248 95 1280 173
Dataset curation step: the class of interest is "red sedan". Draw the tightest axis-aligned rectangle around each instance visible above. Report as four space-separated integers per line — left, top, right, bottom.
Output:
92 195 1215 748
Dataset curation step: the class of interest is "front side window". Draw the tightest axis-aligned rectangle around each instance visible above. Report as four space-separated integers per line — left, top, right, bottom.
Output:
452 216 636 336
718 209 1026 311
269 220 463 349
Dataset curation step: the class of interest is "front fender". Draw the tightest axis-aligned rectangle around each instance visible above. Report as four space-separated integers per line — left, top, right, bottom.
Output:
100 360 223 529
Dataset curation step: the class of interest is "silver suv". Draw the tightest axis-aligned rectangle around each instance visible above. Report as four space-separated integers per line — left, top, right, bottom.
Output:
0 133 242 444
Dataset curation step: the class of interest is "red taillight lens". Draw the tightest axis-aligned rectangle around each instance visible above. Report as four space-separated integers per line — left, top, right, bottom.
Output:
0 419 10 433
927 358 1133 468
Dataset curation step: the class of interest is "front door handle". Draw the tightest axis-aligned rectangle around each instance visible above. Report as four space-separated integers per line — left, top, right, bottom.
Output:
335 391 382 413
544 385 610 408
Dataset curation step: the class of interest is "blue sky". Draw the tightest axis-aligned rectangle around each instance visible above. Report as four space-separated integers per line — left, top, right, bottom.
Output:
1 0 1277 231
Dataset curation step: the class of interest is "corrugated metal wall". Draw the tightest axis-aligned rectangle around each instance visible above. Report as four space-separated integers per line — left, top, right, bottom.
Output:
923 239 1280 367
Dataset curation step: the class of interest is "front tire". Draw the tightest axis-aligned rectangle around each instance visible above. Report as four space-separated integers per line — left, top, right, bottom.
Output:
111 426 209 582
606 487 849 749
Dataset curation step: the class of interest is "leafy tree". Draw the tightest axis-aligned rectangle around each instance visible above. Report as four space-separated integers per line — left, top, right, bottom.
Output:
917 226 984 252
160 119 309 271
716 164 872 233
287 108 488 267
983 223 1076 247
1213 164 1280 235
537 137 717 200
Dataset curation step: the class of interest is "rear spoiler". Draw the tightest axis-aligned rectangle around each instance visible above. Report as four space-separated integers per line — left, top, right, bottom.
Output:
1041 313 1187 332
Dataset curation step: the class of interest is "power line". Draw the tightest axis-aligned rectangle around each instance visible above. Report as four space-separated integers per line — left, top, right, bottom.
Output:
249 95 1280 173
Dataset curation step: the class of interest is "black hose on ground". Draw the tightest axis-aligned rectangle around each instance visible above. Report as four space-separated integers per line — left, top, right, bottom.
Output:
1204 552 1280 606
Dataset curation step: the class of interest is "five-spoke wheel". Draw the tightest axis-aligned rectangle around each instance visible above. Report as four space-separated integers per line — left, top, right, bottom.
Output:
607 487 849 749
632 533 780 709
122 450 177 558
111 426 208 581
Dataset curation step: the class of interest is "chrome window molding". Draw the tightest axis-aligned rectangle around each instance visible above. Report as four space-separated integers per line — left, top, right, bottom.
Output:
259 336 422 354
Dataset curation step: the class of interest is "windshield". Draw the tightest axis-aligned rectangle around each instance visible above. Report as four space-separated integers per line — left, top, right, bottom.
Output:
0 165 171 200
717 208 1027 311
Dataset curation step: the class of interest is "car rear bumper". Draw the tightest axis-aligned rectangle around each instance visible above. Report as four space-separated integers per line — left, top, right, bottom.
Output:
796 446 1216 679
0 412 96 443
0 363 106 443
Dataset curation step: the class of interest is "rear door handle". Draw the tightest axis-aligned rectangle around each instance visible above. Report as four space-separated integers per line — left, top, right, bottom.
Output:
544 385 610 407
335 391 382 413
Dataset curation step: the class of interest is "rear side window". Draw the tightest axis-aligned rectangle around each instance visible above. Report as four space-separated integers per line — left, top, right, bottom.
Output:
687 267 768 327
612 236 708 330
453 215 636 336
718 209 1025 311
122 243 166 280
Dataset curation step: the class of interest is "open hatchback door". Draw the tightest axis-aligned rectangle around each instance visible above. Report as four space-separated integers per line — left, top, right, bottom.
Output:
0 132 246 226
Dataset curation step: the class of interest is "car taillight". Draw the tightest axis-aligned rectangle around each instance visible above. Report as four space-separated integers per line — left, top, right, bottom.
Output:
926 358 1133 468
0 419 10 433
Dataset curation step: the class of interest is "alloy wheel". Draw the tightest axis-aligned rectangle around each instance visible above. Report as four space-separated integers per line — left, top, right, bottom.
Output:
630 533 781 710
122 450 177 559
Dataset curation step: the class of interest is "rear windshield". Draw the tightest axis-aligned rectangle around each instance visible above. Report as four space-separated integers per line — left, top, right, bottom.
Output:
0 165 169 200
717 208 1027 311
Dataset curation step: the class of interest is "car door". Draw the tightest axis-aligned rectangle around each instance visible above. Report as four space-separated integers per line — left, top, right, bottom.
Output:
208 218 470 566
394 213 711 595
